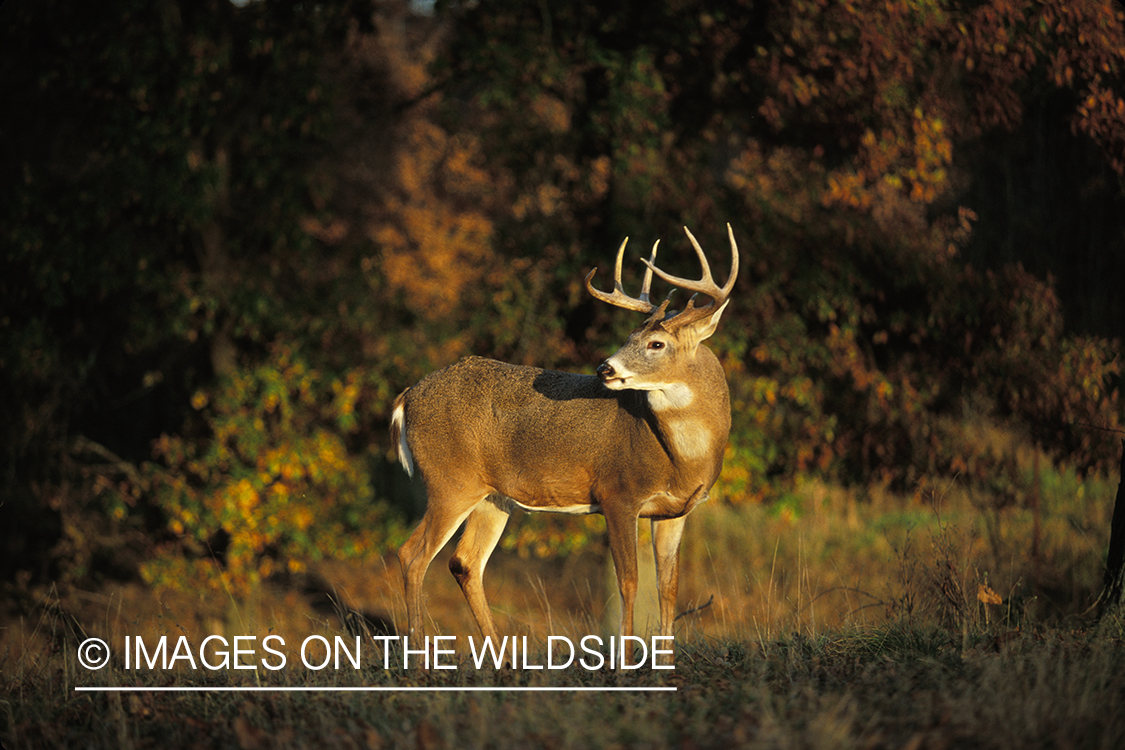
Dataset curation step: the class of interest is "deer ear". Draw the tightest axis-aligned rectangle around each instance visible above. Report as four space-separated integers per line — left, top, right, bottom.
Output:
693 299 730 342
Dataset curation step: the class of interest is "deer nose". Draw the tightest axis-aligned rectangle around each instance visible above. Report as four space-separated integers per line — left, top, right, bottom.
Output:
596 361 616 381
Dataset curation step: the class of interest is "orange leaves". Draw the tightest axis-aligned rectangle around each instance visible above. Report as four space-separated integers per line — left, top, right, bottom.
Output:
907 111 951 203
1075 85 1125 173
823 109 952 214
299 215 348 246
377 205 493 316
977 583 1002 606
825 170 871 211
756 0 948 127
748 1 964 211
374 120 497 319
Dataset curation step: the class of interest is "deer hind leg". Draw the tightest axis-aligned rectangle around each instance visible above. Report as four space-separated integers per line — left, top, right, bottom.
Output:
603 510 640 662
448 499 510 640
398 490 483 639
651 515 686 664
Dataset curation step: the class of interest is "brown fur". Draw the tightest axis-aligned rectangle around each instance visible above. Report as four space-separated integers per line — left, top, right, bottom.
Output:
391 226 739 659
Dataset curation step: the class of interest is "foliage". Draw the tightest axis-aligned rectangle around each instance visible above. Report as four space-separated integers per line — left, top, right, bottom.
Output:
438 0 1123 510
0 0 388 592
141 342 407 596
1 0 1123 589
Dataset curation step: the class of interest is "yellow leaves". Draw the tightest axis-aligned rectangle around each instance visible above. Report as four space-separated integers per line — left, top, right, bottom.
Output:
313 429 348 474
143 339 404 598
719 459 755 500
233 478 259 518
191 390 209 410
501 514 603 558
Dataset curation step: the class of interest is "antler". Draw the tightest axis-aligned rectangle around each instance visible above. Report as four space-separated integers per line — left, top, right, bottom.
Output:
644 224 739 329
584 237 666 314
587 225 739 327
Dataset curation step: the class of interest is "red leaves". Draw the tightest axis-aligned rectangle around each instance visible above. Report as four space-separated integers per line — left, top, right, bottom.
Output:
954 0 1125 171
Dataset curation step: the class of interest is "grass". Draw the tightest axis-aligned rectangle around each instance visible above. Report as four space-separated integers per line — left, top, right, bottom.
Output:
3 450 1123 749
7 623 1125 749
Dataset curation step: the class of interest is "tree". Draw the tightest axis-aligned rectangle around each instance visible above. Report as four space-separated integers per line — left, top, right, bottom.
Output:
0 0 390 592
2 0 1122 594
433 0 1124 502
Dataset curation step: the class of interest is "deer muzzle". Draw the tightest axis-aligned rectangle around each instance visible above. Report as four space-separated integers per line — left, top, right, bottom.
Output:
597 360 630 389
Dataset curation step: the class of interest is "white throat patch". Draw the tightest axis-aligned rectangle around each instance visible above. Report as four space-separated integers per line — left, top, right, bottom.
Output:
647 383 695 411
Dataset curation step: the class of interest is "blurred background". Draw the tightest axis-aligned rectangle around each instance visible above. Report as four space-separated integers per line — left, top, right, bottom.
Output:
2 0 1123 643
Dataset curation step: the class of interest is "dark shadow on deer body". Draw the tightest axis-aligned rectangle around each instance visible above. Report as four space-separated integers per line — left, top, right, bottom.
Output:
391 226 739 660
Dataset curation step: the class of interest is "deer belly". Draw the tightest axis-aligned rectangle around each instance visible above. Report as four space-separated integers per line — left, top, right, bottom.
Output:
485 459 601 514
489 493 603 516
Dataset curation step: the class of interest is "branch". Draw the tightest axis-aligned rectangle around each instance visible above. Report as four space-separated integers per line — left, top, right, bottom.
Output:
674 594 714 622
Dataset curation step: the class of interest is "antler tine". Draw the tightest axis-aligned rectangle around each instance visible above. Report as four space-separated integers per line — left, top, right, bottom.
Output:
612 236 627 292
638 239 660 305
640 224 738 309
722 223 739 299
585 237 658 314
682 226 714 290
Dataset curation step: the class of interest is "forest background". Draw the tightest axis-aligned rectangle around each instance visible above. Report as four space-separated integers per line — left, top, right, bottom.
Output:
2 0 1124 628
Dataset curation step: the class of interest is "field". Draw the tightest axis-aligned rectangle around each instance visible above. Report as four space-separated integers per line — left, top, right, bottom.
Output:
4 459 1124 749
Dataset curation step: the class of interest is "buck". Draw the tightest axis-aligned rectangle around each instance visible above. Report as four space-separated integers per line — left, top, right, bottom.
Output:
390 224 738 655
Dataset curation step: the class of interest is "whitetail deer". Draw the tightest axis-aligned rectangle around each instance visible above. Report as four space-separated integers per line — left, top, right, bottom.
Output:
390 225 738 657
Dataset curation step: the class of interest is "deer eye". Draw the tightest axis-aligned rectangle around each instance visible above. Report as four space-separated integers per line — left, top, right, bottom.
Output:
648 340 665 350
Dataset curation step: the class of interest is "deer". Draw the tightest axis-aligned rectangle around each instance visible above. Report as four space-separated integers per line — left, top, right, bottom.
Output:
390 224 738 661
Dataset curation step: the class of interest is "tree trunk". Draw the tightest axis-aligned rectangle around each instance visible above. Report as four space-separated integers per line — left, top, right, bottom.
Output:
1099 440 1125 617
197 145 237 378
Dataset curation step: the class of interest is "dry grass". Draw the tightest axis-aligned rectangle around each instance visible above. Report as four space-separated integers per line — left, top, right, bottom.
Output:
3 452 1122 749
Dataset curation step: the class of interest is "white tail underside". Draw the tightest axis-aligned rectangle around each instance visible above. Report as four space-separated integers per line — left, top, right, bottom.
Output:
391 401 414 477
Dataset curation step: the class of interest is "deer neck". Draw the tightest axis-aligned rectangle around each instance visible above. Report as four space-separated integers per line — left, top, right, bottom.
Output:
643 365 729 467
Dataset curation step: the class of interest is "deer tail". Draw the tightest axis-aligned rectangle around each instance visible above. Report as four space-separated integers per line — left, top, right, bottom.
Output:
390 389 414 477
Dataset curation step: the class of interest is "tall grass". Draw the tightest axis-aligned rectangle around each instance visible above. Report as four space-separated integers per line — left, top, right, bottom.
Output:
676 460 1114 643
3 447 1122 748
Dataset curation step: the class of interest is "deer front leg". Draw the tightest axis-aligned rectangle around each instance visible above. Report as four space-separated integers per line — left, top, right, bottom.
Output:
651 515 686 665
603 509 639 664
448 499 510 640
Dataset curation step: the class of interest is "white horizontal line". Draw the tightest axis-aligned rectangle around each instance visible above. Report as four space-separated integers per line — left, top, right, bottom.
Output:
75 686 676 693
